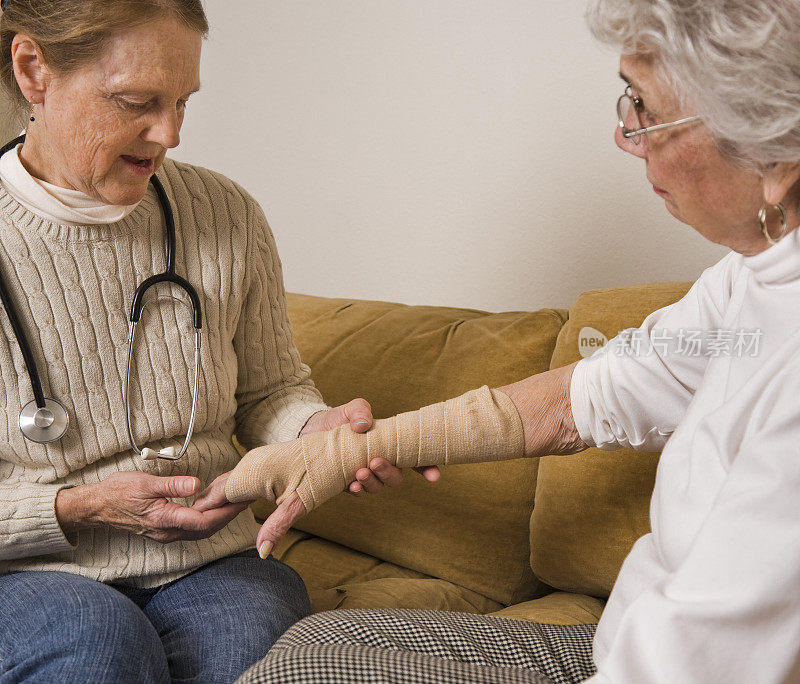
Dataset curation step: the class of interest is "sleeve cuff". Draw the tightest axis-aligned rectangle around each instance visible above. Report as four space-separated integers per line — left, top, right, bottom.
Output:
41 484 79 551
236 390 330 448
298 408 328 437
291 404 330 439
0 483 78 562
273 398 329 442
570 358 597 448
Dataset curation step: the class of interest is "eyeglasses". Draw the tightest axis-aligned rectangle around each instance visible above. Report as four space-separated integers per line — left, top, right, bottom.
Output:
617 85 700 145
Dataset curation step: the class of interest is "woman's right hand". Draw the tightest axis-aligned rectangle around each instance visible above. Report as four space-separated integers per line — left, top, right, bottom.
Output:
55 471 250 543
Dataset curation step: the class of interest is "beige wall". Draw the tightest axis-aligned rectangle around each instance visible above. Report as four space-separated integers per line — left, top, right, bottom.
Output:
6 1 729 311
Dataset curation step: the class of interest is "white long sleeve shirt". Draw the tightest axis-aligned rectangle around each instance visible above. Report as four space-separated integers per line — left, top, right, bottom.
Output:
572 226 800 683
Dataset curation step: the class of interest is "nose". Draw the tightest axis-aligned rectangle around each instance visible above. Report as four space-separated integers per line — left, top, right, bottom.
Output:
143 108 182 149
615 123 647 159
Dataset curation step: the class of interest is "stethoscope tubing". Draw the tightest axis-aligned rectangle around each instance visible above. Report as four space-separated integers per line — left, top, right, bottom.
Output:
124 321 202 460
0 134 203 456
124 173 202 459
0 135 47 411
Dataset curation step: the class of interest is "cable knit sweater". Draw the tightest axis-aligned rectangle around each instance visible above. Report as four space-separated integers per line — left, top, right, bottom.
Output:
0 158 328 587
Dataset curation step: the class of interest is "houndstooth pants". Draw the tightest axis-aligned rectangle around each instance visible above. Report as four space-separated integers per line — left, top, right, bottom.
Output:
236 609 598 683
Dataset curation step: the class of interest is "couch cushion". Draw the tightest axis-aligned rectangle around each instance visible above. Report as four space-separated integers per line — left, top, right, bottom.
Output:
273 529 393 592
489 592 605 625
255 293 566 606
274 530 502 614
331 578 503 614
530 282 692 598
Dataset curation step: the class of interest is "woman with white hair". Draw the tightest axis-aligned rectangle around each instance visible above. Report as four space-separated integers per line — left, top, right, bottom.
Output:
231 0 800 681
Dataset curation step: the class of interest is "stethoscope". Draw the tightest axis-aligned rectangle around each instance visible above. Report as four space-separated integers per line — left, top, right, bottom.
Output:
0 134 203 460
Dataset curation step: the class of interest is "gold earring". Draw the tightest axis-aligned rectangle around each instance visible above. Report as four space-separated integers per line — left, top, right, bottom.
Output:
758 202 787 246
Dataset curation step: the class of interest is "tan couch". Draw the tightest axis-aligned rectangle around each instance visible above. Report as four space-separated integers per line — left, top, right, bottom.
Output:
251 281 693 624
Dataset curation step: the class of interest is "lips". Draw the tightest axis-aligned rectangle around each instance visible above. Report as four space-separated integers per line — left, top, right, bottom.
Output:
652 184 669 198
648 176 669 198
120 154 155 175
121 154 151 167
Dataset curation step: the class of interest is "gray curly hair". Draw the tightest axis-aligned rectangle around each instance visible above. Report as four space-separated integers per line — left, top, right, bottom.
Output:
586 0 800 168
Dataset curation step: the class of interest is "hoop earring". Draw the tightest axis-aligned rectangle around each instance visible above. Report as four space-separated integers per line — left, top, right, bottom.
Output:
758 202 787 246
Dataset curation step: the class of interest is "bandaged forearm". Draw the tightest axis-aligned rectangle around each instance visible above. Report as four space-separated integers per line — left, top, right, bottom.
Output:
225 385 523 512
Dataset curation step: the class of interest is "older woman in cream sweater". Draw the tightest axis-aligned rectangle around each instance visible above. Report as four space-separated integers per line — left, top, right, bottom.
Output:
0 1 433 682
223 0 800 682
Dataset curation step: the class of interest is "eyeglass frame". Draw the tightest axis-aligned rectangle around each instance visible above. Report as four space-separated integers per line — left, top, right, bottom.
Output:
617 85 700 144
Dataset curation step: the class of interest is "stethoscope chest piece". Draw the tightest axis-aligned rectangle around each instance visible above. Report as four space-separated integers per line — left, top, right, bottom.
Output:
18 397 69 444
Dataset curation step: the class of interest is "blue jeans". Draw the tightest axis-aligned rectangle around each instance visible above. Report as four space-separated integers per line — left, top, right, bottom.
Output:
0 550 312 683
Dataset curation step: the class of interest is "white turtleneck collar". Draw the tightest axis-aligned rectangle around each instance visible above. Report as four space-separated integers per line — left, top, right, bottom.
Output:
0 143 140 225
741 223 800 287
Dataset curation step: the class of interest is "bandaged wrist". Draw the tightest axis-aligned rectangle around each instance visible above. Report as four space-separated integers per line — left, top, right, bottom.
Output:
225 385 524 512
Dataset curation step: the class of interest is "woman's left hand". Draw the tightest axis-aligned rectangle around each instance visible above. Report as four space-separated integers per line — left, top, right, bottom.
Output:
302 399 380 495
253 400 440 556
254 453 442 557
254 491 307 557
194 399 378 511
196 397 441 556
303 399 440 495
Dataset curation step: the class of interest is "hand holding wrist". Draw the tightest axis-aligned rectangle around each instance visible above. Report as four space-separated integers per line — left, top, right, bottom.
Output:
226 386 523 512
299 398 373 436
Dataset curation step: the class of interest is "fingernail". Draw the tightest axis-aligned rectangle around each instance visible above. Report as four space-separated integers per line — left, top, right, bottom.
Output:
355 419 370 426
258 541 273 559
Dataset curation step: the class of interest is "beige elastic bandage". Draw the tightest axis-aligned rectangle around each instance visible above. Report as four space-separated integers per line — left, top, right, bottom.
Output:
225 386 524 512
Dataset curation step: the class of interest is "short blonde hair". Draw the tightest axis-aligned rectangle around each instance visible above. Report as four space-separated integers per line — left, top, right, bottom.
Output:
0 0 208 113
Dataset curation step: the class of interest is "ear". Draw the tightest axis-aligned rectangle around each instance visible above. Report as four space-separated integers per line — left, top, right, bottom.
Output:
11 34 50 105
762 162 800 206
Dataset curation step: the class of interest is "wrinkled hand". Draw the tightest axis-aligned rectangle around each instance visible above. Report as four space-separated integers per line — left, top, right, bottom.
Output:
58 471 250 543
193 471 247 513
300 397 375 437
302 399 441 496
254 456 440 558
203 399 442 558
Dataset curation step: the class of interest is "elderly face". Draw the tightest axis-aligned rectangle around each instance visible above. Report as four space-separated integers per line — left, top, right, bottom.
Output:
615 54 797 256
19 16 202 206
